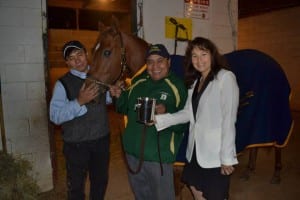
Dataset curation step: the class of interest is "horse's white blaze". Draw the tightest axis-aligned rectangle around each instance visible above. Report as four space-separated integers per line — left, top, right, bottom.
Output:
95 42 100 51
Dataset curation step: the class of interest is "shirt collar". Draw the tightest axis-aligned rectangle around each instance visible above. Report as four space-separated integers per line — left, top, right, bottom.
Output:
70 65 90 79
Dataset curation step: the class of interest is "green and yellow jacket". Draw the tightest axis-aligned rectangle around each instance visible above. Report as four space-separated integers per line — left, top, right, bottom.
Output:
116 71 188 163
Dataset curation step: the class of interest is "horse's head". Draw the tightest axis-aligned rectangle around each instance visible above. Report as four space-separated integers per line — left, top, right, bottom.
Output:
89 17 123 90
88 16 149 94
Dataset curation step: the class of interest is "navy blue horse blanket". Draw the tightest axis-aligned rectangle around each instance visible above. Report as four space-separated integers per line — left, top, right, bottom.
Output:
171 49 293 162
225 49 293 153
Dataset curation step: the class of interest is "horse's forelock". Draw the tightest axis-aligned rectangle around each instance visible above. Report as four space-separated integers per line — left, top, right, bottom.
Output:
92 28 115 55
100 26 119 39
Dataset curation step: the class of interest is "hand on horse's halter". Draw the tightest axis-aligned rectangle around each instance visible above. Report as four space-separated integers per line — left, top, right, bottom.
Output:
77 82 99 105
116 80 127 91
108 80 125 98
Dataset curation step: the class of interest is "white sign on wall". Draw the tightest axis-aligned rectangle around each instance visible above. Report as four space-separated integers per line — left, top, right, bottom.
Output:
184 0 210 20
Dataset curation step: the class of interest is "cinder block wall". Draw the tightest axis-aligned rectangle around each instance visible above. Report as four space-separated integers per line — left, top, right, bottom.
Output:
0 0 53 191
238 6 300 111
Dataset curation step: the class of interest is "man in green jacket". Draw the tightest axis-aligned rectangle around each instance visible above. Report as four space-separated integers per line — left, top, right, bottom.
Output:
109 44 188 200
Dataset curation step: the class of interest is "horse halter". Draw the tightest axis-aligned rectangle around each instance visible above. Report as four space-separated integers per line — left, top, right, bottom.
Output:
114 31 131 84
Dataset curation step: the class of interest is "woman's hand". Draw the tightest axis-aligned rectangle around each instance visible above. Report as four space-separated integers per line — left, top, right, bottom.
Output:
155 103 166 114
221 165 235 175
144 104 166 127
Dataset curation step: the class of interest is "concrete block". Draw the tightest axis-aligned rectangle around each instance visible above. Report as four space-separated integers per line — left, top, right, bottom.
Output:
32 151 53 192
5 63 44 82
29 115 48 135
27 81 46 100
1 82 26 101
0 45 25 63
27 99 47 119
3 100 29 119
25 45 44 63
0 7 23 26
4 118 30 138
24 8 42 27
30 133 50 153
8 135 33 154
211 25 233 38
212 0 227 15
0 27 42 45
0 0 41 9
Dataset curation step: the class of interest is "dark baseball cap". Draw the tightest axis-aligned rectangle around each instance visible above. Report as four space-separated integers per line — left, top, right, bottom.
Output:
62 40 86 60
145 44 170 59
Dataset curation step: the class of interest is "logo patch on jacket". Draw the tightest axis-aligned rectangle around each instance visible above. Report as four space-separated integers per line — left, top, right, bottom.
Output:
160 92 168 100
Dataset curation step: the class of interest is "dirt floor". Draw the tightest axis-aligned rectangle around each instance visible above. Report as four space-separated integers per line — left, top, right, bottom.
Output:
38 109 300 200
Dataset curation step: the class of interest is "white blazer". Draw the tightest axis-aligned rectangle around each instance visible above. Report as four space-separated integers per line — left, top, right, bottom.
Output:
155 69 239 168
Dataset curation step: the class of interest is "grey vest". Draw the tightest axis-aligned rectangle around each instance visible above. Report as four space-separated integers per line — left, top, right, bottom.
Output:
60 72 109 143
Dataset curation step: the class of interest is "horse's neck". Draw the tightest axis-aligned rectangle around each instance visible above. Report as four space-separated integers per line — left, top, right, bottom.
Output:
123 33 149 76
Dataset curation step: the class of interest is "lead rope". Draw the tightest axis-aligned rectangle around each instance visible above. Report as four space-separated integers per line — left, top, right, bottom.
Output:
120 124 164 176
157 132 164 176
120 125 147 174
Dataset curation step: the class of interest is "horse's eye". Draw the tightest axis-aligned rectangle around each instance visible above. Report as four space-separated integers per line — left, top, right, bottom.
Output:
103 50 111 57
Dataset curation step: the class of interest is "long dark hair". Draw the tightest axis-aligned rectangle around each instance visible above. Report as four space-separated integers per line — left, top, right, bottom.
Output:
184 37 229 88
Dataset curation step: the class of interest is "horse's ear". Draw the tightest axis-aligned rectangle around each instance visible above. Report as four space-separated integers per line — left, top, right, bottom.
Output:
98 21 106 32
111 15 120 33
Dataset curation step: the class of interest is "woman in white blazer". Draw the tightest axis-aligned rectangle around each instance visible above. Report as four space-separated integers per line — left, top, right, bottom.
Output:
155 37 239 200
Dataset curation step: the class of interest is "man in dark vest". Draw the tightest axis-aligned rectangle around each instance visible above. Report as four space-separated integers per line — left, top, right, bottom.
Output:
49 40 111 200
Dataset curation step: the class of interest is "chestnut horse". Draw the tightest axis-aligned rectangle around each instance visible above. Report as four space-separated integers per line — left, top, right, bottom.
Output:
89 17 293 198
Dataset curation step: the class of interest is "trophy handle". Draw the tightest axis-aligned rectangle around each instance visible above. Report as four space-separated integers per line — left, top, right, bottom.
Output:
150 99 156 122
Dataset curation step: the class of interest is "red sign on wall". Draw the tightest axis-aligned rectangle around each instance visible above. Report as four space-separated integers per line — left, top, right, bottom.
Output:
184 0 210 19
184 0 209 6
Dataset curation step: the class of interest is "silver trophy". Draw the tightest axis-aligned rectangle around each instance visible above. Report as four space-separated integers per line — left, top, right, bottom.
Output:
135 97 156 124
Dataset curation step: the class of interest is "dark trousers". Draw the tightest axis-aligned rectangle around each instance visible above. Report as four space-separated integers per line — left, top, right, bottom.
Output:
63 135 110 200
